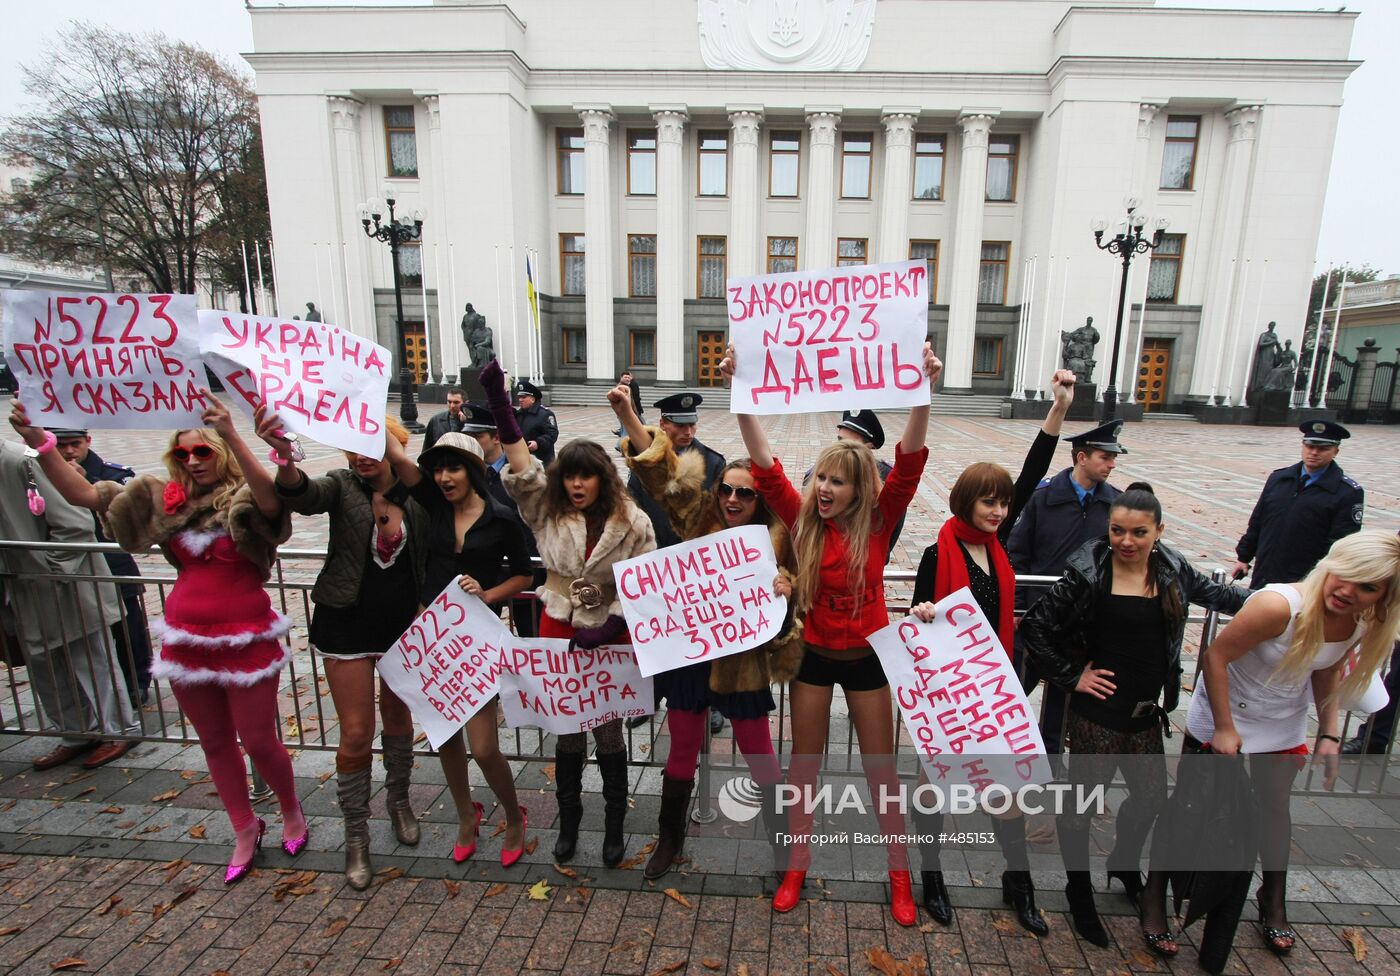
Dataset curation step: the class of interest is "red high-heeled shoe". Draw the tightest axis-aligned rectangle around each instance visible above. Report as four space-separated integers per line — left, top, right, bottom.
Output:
225 818 266 886
452 802 485 863
889 870 917 927
772 869 806 913
500 807 530 868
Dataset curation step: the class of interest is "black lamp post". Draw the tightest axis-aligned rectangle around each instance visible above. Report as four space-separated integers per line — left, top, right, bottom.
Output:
361 185 425 432
1091 199 1168 421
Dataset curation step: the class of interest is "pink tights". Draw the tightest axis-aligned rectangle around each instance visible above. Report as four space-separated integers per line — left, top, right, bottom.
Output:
664 708 781 784
173 677 302 837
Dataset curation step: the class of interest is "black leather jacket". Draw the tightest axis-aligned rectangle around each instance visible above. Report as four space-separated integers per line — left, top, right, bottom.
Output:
1019 539 1248 715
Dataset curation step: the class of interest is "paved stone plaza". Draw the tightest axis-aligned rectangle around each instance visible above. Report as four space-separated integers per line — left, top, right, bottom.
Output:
3 400 1400 975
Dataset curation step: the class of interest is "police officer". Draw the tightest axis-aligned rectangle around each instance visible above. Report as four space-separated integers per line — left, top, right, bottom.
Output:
803 410 904 559
51 428 153 705
514 380 559 467
1233 419 1364 589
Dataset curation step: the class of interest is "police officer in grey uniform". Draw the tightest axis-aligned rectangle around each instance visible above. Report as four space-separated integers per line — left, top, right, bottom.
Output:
514 380 559 467
1233 419 1364 589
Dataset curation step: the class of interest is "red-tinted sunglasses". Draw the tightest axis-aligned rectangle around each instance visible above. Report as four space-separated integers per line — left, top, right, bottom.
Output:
172 445 215 464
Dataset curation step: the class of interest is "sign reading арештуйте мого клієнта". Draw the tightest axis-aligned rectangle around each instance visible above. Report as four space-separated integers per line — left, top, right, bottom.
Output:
726 259 930 415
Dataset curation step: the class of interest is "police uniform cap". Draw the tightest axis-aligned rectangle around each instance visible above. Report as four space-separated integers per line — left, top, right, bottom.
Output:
1068 419 1128 455
49 428 90 439
460 402 497 434
418 432 486 469
655 392 702 425
515 380 543 401
1299 419 1350 446
836 409 885 450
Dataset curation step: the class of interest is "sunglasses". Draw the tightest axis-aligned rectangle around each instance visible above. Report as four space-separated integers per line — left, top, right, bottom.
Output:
717 483 758 501
171 445 215 464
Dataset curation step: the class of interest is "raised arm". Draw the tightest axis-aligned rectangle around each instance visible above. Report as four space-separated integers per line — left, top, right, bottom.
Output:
8 399 100 510
608 382 652 453
1040 369 1075 438
479 359 533 474
253 404 310 494
718 344 775 469
204 393 280 521
898 342 942 456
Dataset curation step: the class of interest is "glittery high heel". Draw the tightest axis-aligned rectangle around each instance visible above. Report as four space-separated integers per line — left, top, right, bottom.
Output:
225 818 266 886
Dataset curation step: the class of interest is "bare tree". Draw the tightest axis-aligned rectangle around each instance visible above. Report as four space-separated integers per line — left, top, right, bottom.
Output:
0 22 267 297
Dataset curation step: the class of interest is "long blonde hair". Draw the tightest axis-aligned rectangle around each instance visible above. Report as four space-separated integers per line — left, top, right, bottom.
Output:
791 440 882 615
162 428 244 517
1271 531 1400 703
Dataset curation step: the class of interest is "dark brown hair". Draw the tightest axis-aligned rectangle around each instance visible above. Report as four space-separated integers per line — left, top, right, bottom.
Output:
543 439 633 540
1110 481 1184 627
948 462 1014 523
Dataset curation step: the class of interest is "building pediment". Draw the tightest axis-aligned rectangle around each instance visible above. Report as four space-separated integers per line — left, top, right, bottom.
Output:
697 0 876 71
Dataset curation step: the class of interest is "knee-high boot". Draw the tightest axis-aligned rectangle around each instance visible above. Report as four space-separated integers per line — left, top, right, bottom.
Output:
1058 820 1108 947
552 750 585 862
597 751 630 868
644 774 694 880
337 767 373 891
993 816 1049 936
381 734 420 846
911 806 952 925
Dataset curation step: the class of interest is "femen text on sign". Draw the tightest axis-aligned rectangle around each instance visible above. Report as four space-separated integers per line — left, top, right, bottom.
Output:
612 524 786 678
867 588 1052 790
500 640 653 734
726 259 929 415
2 289 207 428
197 310 391 458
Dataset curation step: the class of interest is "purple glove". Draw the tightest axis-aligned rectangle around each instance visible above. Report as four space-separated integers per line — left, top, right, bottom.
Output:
570 615 628 650
479 358 524 445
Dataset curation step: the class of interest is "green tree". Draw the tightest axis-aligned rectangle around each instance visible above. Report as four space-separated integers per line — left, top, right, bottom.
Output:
1304 264 1380 341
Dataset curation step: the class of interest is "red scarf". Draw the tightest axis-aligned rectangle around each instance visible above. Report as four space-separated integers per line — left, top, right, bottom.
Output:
933 516 1016 659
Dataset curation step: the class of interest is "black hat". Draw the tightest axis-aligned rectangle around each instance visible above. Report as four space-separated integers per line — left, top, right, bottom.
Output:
1299 419 1350 446
836 409 885 450
515 380 543 401
655 392 702 425
1068 419 1128 455
49 428 89 439
460 403 496 434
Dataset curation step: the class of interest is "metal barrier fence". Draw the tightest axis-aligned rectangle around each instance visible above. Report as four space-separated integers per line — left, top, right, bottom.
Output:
2 539 1392 803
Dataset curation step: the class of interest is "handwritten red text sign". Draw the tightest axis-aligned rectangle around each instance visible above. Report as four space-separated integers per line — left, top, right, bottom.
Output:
197 310 390 458
613 525 785 678
500 641 653 735
376 586 512 749
868 588 1052 790
2 290 206 428
727 259 929 415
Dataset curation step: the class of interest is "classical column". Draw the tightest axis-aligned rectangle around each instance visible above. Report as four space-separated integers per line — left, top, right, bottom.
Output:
1124 101 1164 403
728 106 763 278
327 96 371 339
1189 105 1262 401
877 110 918 264
420 94 447 383
652 106 688 384
578 106 616 381
942 111 996 392
802 109 840 270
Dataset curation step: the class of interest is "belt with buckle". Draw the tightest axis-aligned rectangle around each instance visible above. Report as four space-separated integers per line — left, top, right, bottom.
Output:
545 571 614 610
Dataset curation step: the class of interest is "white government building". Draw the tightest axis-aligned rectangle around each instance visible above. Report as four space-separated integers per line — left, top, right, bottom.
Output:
246 0 1357 411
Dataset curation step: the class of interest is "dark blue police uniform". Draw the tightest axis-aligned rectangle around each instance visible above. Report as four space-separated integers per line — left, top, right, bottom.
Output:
514 381 559 466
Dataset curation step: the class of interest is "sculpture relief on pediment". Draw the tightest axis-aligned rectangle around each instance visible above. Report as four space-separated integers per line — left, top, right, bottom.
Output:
697 0 877 71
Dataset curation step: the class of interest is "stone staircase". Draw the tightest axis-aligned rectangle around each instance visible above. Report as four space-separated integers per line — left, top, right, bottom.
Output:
545 383 731 410
930 394 1007 417
1142 411 1197 422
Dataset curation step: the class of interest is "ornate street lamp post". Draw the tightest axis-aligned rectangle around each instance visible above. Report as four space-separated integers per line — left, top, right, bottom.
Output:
1091 199 1168 421
361 185 425 431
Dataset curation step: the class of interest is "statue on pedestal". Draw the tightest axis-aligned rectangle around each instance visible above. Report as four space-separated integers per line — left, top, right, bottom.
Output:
304 302 322 323
460 303 495 368
1246 321 1280 402
1060 316 1100 386
1264 339 1298 391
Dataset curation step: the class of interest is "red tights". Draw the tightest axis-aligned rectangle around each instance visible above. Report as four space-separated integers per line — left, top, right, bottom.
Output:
663 708 781 784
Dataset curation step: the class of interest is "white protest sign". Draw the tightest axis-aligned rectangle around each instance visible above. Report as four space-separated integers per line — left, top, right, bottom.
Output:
197 310 391 458
613 524 786 678
726 259 929 415
2 290 207 428
499 640 653 734
868 588 1052 790
376 586 512 749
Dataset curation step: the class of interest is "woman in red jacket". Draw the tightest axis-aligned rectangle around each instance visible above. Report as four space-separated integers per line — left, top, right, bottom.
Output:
720 342 942 927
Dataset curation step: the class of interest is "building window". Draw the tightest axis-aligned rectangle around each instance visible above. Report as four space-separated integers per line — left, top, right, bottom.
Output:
841 132 872 198
986 135 1018 202
769 131 800 197
561 328 587 366
912 135 944 200
978 242 1010 304
973 337 1003 376
627 130 656 196
557 128 585 195
836 238 867 267
909 240 939 303
629 330 657 367
1160 116 1200 190
767 237 798 274
698 130 728 196
697 236 727 299
628 234 657 297
560 234 585 295
384 106 418 178
1147 234 1185 302
396 243 423 287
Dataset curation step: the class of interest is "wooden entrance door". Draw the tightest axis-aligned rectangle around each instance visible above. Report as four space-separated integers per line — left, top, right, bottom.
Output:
402 322 428 384
1136 338 1172 412
697 331 726 386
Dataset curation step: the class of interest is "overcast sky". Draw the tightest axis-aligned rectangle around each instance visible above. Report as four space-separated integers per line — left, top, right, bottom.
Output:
1 0 1394 277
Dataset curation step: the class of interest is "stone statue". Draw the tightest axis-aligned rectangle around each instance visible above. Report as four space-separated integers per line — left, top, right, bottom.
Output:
460 303 495 368
1247 321 1280 397
304 302 322 323
1060 316 1101 386
1264 339 1298 391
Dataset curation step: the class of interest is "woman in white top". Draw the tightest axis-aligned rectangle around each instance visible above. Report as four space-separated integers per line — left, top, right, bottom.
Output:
1173 531 1400 957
